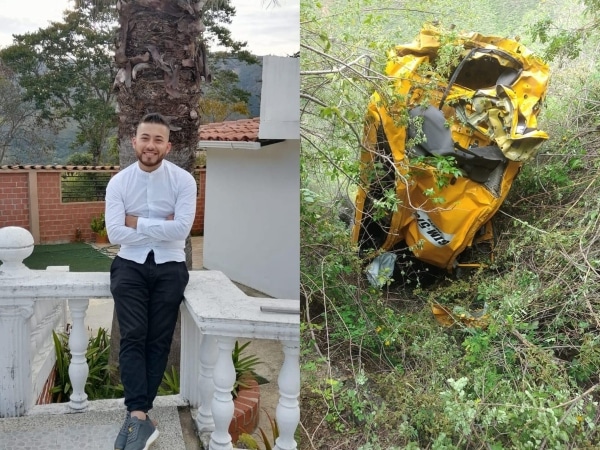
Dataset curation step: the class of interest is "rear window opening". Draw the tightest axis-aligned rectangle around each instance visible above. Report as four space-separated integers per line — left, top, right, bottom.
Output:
445 54 521 90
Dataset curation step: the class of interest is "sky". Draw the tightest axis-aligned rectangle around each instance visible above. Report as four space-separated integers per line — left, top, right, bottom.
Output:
0 0 299 56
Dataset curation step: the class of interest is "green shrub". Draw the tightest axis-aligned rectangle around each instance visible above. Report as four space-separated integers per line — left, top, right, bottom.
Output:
158 365 180 395
232 340 262 397
51 327 122 402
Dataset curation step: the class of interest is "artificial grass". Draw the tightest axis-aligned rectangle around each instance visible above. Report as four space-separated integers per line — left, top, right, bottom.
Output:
16 242 113 272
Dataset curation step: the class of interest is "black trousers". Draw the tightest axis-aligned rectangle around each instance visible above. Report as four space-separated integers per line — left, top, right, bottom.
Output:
110 251 189 412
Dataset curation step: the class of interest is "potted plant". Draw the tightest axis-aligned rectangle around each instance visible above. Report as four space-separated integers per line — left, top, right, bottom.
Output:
230 341 263 443
90 213 108 244
233 340 261 397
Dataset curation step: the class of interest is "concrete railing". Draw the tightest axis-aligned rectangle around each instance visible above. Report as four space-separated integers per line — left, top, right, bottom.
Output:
0 226 300 450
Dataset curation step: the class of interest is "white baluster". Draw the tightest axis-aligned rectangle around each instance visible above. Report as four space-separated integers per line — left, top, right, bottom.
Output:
274 340 300 450
68 298 89 410
209 335 236 450
197 333 218 432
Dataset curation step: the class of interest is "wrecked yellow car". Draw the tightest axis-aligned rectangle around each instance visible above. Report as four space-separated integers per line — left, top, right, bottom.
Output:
352 26 550 282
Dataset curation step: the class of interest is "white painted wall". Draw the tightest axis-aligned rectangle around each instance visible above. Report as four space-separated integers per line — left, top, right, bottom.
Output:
203 140 300 299
258 56 300 140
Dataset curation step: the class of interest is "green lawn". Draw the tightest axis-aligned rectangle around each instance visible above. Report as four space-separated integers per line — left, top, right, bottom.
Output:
6 242 113 272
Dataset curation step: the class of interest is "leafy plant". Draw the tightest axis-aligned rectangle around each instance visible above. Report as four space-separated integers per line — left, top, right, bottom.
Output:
85 327 122 400
237 411 280 450
52 326 184 402
51 327 122 402
158 365 180 395
90 213 107 237
51 330 71 403
232 340 262 397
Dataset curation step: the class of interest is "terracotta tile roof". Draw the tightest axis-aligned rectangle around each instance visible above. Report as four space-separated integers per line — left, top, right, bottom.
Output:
198 117 260 142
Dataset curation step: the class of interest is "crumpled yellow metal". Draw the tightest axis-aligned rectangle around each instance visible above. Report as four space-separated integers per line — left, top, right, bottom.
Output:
352 25 550 271
431 302 490 329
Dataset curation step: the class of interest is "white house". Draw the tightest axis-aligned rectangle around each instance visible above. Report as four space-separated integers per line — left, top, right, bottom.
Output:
199 56 300 300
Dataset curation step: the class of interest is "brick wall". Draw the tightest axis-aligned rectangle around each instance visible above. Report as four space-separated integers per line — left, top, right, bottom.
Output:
0 172 30 229
0 168 206 244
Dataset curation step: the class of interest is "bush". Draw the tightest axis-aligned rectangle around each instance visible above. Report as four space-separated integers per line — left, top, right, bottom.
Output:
52 327 122 402
300 167 600 448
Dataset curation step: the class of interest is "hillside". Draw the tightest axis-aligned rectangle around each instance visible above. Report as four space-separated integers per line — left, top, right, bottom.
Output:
208 55 263 117
2 55 262 165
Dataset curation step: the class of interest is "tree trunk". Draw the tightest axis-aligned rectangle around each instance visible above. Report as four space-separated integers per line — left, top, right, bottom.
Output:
109 0 208 383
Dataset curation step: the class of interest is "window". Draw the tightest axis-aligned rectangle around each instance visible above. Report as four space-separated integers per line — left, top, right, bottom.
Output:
61 172 111 203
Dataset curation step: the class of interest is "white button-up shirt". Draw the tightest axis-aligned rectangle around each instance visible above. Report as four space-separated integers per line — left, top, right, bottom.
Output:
105 160 197 264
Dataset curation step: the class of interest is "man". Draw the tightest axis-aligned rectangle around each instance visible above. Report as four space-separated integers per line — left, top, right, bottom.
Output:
105 112 197 450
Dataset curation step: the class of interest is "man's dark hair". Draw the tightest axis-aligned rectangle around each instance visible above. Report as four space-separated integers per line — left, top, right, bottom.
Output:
138 112 170 128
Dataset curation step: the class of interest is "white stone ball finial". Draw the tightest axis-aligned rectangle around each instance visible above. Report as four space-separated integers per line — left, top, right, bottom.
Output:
0 226 34 275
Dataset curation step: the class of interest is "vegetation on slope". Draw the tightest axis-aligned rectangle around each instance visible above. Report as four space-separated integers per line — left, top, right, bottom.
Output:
300 1 600 448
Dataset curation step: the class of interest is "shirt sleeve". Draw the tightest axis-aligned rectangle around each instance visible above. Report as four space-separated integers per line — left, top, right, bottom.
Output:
105 175 153 246
136 171 197 241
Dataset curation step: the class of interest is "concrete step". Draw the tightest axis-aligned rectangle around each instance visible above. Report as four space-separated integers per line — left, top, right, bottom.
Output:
0 396 196 450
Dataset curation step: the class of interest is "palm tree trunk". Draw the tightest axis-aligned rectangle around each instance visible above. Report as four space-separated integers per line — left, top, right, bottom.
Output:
113 0 207 169
109 0 208 381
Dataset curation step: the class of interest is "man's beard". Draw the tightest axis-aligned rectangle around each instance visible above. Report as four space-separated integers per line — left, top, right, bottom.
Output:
137 151 165 168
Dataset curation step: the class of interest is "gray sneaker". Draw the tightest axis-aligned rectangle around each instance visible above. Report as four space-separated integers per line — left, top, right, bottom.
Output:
124 416 159 450
114 411 130 450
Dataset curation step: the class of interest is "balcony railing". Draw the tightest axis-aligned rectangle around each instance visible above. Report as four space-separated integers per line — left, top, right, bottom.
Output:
0 226 300 450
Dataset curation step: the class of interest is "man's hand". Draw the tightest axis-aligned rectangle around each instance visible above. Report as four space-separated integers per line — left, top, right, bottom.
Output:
125 215 138 229
125 214 173 229
125 214 174 229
